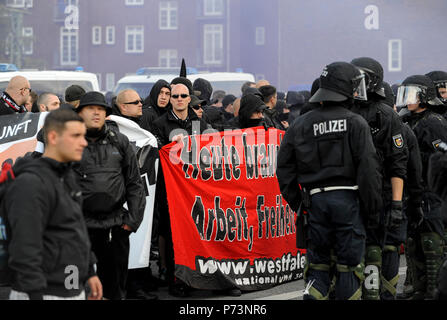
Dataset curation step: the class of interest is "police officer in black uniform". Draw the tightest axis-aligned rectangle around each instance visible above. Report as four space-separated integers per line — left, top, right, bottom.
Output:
398 75 447 299
350 57 408 300
277 61 383 300
426 71 447 120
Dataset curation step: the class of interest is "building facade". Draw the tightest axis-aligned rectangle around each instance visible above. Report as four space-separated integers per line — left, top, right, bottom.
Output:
2 0 447 93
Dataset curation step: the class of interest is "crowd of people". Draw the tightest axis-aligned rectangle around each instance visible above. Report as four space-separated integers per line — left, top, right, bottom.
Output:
1 57 447 300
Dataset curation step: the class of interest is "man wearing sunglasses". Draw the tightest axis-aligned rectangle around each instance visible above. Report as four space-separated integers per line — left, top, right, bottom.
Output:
112 89 156 134
152 83 209 298
0 75 30 115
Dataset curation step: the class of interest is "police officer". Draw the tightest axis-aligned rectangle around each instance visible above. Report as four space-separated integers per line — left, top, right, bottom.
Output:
398 75 447 299
277 61 383 300
350 57 408 300
426 71 447 120
382 81 425 299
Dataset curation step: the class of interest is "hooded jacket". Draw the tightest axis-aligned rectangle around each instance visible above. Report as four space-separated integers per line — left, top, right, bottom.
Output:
143 79 171 120
0 92 27 116
3 156 96 299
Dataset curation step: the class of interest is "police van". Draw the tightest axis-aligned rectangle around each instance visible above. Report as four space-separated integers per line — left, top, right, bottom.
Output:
0 70 100 99
114 67 255 99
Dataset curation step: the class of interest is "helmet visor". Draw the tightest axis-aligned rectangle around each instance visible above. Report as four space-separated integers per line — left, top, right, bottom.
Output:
395 85 422 107
353 72 367 101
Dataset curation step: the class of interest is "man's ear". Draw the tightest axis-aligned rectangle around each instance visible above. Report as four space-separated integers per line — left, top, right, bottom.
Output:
46 130 58 146
39 104 47 112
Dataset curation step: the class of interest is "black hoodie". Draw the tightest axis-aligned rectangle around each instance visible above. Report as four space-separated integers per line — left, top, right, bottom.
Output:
3 156 96 299
143 79 172 119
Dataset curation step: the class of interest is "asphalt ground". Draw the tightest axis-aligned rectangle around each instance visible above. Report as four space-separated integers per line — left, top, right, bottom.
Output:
0 255 408 300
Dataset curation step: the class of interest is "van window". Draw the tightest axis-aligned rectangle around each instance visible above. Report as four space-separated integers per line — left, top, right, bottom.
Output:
0 80 94 99
207 80 246 97
114 83 154 99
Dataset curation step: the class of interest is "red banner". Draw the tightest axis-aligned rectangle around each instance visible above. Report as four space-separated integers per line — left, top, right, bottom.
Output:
160 127 305 291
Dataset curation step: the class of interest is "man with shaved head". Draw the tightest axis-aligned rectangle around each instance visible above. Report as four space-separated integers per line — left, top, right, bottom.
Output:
0 75 31 115
37 93 61 112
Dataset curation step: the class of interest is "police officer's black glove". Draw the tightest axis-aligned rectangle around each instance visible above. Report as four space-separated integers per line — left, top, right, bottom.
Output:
389 200 403 229
409 205 425 231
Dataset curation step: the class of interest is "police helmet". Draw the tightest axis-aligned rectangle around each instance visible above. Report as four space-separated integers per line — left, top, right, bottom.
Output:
426 70 447 104
396 75 442 108
351 57 386 98
309 61 367 103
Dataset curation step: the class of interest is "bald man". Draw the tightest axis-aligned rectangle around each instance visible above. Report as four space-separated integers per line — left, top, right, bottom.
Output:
0 76 30 115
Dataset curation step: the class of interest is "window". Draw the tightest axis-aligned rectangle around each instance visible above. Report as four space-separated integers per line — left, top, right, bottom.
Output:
106 26 115 45
60 27 78 65
255 27 265 46
125 26 144 53
204 0 223 16
92 26 102 45
6 0 33 8
159 49 178 68
106 73 115 92
22 27 33 55
388 39 402 72
159 1 178 30
125 0 144 5
203 24 223 65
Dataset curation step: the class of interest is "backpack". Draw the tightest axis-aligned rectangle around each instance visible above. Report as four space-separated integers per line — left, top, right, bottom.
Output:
0 161 16 286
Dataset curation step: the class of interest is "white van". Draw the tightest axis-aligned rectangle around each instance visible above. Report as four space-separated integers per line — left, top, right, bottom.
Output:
114 68 255 99
0 70 100 99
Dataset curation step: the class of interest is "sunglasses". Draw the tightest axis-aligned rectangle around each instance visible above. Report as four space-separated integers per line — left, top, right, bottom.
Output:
171 94 190 99
192 105 202 110
124 99 143 105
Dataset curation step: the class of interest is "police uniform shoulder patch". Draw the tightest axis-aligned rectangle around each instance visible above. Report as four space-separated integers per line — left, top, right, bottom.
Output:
393 134 403 148
432 139 442 150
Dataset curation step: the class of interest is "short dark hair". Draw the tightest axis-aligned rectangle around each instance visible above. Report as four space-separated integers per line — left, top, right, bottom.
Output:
241 81 256 94
258 85 277 103
43 109 84 144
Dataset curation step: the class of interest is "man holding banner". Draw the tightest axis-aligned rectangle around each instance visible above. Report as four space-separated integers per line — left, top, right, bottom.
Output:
277 61 383 300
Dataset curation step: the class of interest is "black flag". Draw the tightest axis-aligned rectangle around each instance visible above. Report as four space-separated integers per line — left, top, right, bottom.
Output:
180 58 187 78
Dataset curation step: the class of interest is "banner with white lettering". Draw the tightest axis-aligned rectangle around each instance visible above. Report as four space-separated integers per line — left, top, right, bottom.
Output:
0 112 46 166
159 127 305 291
0 113 158 270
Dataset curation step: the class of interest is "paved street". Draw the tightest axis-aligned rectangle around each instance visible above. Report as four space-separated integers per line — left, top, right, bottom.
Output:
0 256 407 300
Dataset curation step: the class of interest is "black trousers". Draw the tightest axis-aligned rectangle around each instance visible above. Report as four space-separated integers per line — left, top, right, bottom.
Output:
306 190 365 299
88 226 131 300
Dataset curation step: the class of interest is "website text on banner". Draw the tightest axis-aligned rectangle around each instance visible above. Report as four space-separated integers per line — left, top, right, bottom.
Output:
159 127 305 291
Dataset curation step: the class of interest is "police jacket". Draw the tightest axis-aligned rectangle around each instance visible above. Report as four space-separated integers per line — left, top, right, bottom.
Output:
277 104 383 219
4 156 96 299
350 100 408 187
401 123 423 207
401 109 447 184
0 92 27 116
74 124 146 231
152 106 209 147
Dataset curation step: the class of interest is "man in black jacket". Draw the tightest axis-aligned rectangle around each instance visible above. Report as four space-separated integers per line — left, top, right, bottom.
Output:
4 109 102 300
0 76 30 115
277 61 383 300
350 57 408 300
74 91 146 300
152 83 209 297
